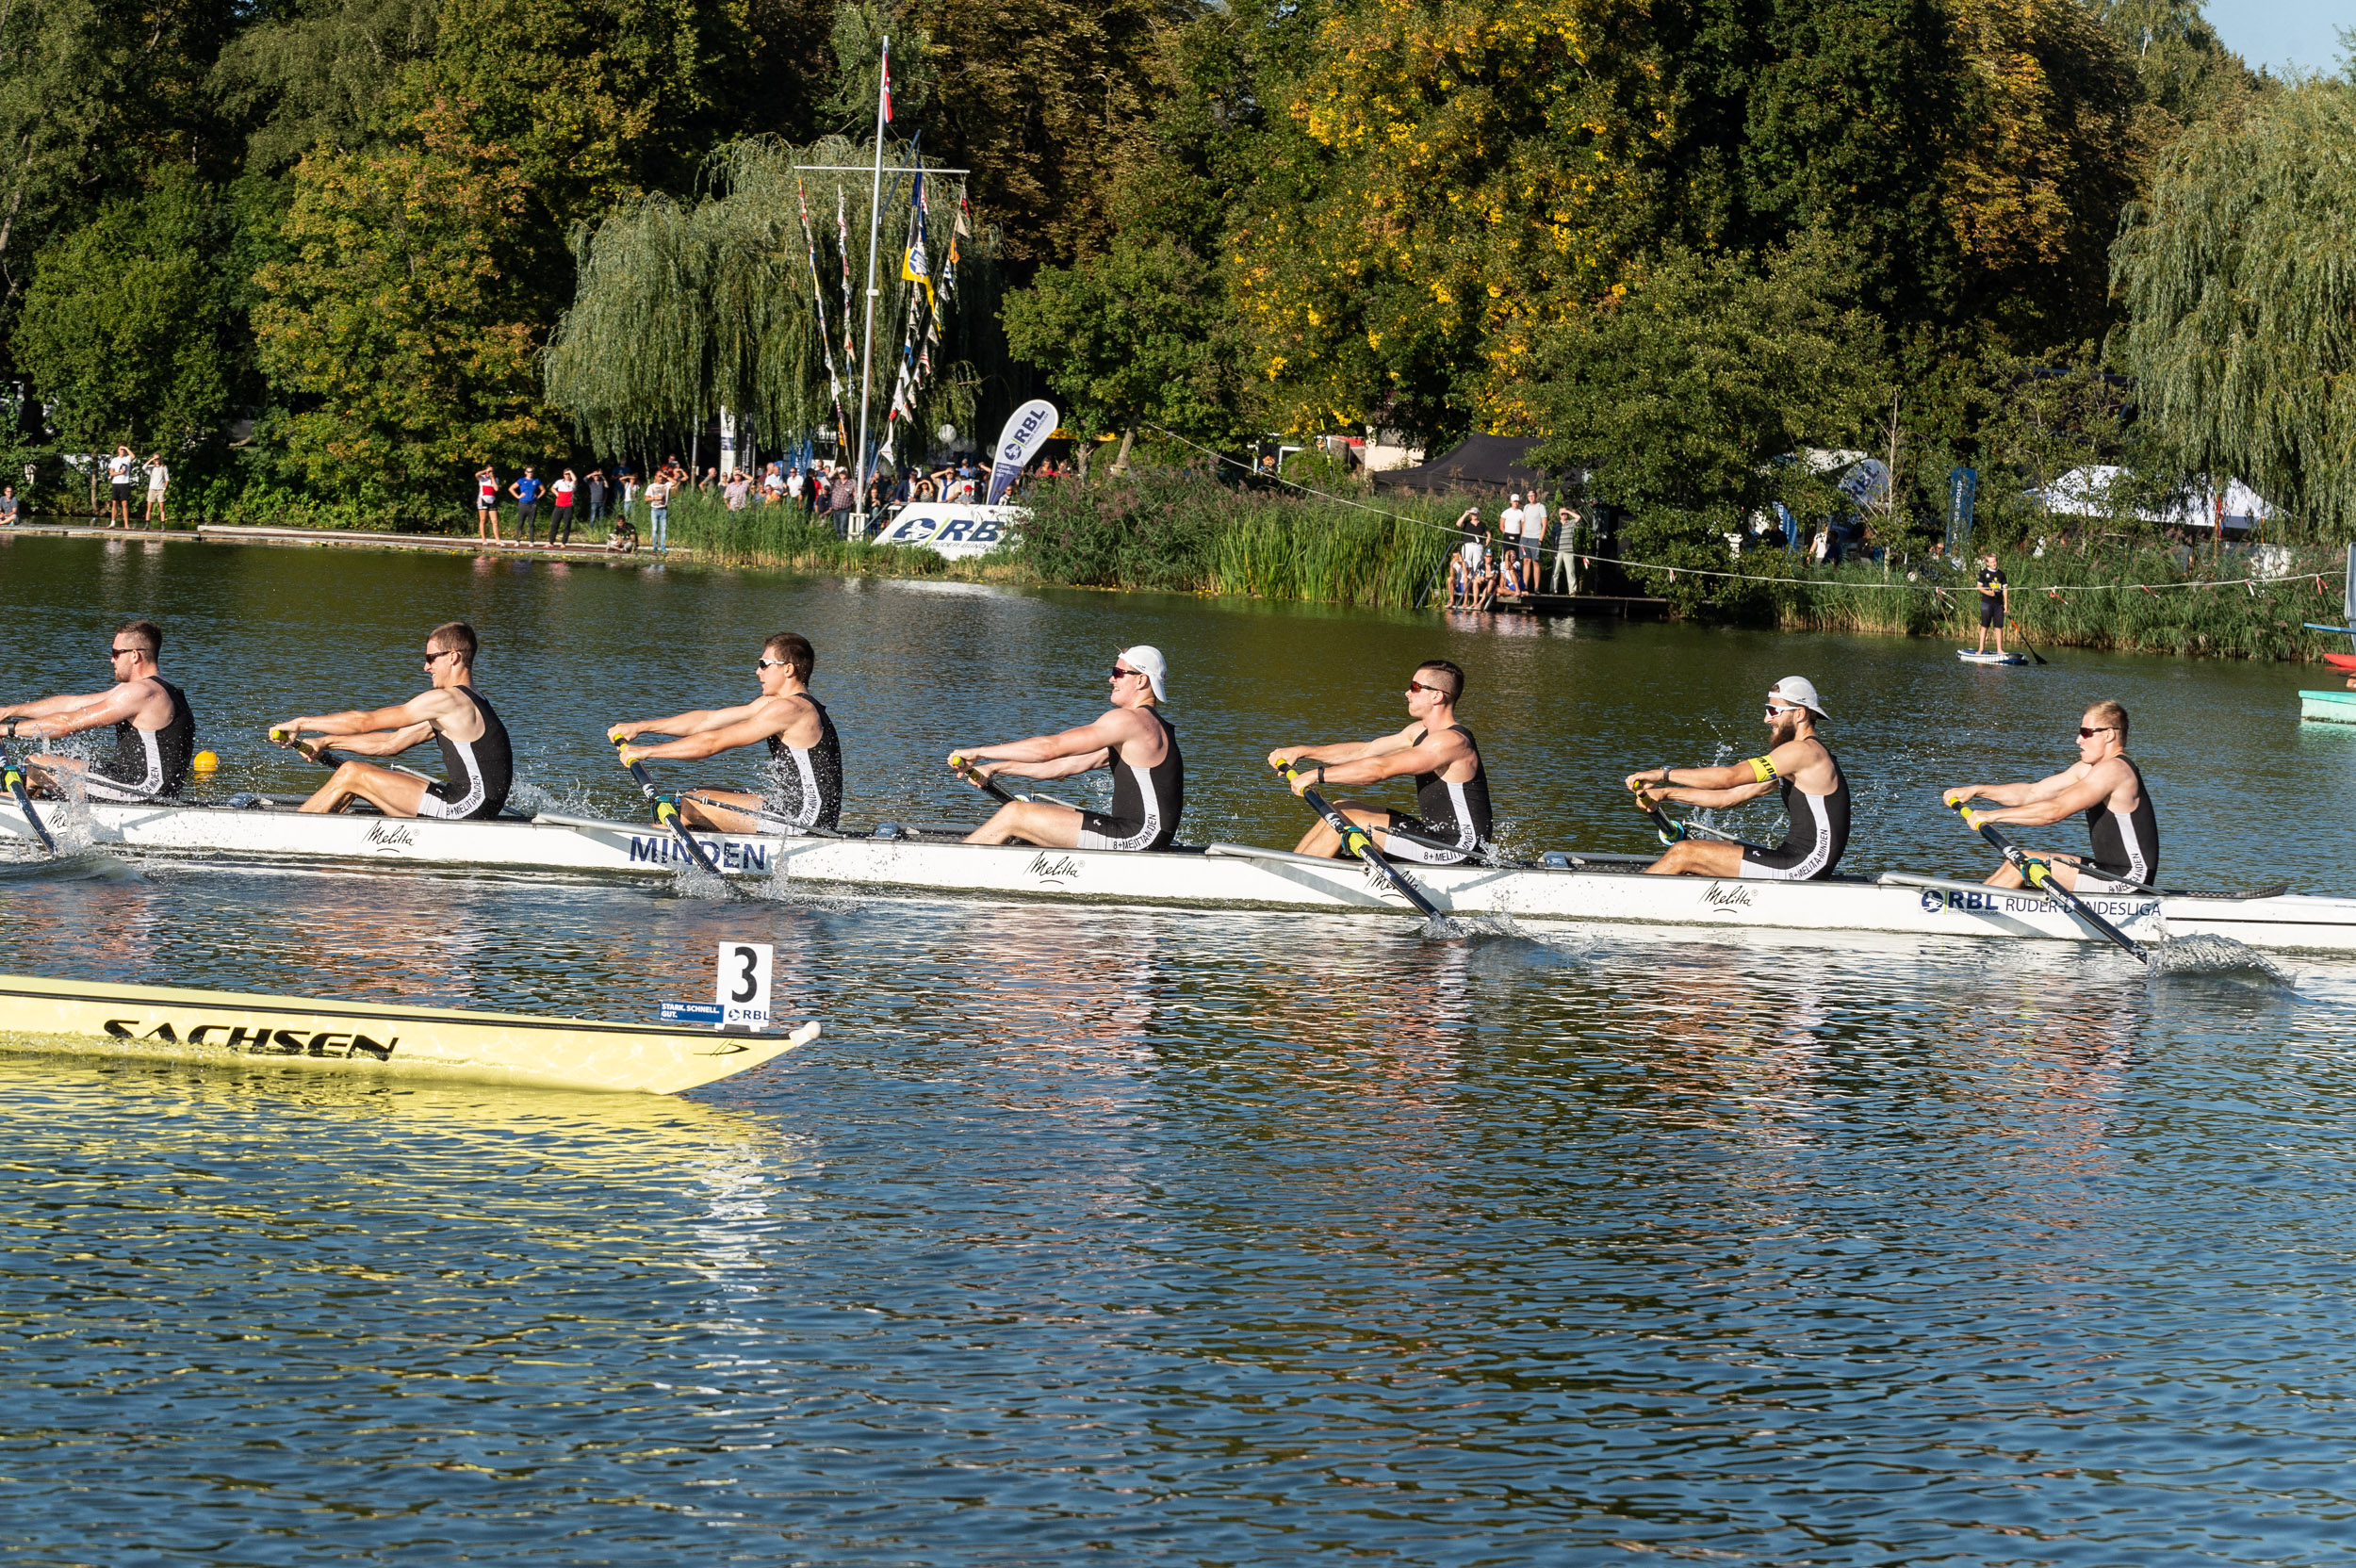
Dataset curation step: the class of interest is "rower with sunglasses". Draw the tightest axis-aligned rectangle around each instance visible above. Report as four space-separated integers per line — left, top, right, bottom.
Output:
270 621 514 819
1942 700 2157 891
951 645 1183 851
1626 676 1850 879
610 632 843 833
0 618 197 801
1267 660 1492 864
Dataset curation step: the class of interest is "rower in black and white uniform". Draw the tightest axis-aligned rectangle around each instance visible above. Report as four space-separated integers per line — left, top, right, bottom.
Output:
1625 676 1850 879
1944 699 2157 891
953 645 1183 850
0 619 198 800
270 621 514 819
611 632 843 833
1267 659 1493 864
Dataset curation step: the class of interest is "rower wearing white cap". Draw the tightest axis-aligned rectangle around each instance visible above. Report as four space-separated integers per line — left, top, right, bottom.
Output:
1623 676 1850 879
951 645 1184 851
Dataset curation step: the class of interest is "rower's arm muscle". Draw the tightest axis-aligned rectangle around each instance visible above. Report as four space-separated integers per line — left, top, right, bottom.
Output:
1658 778 1780 809
1317 729 1464 788
630 708 793 762
0 689 117 721
326 722 435 757
10 685 147 738
1972 767 2110 826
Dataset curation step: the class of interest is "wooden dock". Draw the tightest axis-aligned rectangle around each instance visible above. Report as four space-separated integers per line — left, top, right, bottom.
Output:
0 521 663 560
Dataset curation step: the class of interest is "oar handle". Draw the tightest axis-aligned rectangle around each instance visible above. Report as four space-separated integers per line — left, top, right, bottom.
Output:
613 739 735 886
1946 795 2147 961
949 753 1019 806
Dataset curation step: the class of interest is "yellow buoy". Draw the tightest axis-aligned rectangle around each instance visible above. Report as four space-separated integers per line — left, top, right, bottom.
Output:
191 751 219 774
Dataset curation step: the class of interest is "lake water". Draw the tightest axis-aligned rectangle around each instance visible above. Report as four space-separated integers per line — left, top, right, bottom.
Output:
2 532 2353 1563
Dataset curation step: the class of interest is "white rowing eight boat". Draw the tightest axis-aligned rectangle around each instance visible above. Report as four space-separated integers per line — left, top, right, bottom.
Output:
0 971 819 1094
4 793 2350 952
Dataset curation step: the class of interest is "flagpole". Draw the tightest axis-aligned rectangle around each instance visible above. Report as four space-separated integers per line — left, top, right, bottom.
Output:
854 35 891 527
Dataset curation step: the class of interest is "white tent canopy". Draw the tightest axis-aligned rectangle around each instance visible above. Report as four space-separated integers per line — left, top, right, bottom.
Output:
2030 466 2274 531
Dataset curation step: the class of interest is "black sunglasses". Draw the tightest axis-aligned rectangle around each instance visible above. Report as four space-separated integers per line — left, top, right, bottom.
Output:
2078 726 2116 739
105 645 139 659
1110 666 1141 680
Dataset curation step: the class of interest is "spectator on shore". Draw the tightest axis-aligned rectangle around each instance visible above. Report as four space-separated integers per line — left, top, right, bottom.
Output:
615 463 636 524
586 467 608 531
608 509 638 553
550 468 577 547
1550 505 1581 594
143 453 169 528
725 469 752 511
509 466 543 544
475 464 502 542
643 469 673 556
828 466 854 538
0 484 18 527
106 445 136 528
787 465 806 510
1448 512 1484 611
761 462 783 505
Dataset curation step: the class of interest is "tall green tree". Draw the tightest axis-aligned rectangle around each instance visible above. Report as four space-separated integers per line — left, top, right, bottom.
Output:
14 167 239 451
1528 236 1890 606
252 103 559 494
2113 80 2356 537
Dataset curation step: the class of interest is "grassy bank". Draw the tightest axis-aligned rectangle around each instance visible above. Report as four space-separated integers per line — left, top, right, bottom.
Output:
1656 546 2351 661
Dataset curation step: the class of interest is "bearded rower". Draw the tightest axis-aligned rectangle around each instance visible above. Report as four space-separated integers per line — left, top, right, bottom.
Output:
1268 660 1492 863
1625 676 1850 878
952 645 1182 850
610 633 843 833
1943 700 2156 891
0 619 197 800
270 621 514 819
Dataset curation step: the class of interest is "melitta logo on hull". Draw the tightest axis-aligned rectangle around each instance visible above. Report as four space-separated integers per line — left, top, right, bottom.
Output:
627 836 769 872
103 1018 396 1059
1700 884 1755 908
364 822 417 851
1026 853 1082 883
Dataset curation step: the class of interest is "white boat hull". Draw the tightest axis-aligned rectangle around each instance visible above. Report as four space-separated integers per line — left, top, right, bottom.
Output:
4 797 2350 953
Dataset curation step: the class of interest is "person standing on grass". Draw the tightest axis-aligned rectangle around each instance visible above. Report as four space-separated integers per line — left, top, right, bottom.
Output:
475 464 502 542
585 468 608 533
509 466 543 545
787 465 806 511
617 463 637 524
1497 495 1522 592
143 453 169 528
725 469 752 511
643 468 673 556
550 468 577 547
106 445 136 527
1975 552 2011 655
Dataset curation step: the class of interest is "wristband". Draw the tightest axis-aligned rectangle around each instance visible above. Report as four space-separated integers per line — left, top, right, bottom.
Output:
1314 763 1327 785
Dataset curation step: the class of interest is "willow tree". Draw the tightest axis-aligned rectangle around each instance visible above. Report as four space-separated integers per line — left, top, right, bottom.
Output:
2114 83 2356 537
545 135 979 467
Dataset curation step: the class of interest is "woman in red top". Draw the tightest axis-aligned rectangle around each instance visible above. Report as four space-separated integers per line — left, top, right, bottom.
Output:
550 469 577 547
475 466 501 542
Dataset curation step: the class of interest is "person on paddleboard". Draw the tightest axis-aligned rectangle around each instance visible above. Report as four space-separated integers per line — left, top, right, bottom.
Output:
0 619 198 800
609 632 843 833
1625 676 1850 879
1267 660 1492 865
1943 699 2157 891
270 621 514 819
1975 553 2010 656
951 645 1182 851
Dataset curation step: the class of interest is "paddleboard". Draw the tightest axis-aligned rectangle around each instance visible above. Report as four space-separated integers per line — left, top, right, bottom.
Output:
1957 649 2028 666
0 972 817 1095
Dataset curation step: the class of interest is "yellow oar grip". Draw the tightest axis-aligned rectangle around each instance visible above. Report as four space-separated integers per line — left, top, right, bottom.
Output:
269 727 288 742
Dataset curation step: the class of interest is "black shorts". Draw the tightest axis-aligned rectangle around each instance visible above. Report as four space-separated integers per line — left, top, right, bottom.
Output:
1737 839 1838 881
1379 811 1477 866
1979 596 2004 628
1077 809 1175 852
111 482 132 501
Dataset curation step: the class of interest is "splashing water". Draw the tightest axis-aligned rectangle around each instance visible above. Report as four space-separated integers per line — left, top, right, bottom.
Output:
2148 932 2288 982
666 863 733 901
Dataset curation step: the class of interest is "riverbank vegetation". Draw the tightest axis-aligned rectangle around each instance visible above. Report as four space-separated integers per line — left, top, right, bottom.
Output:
1 0 2347 614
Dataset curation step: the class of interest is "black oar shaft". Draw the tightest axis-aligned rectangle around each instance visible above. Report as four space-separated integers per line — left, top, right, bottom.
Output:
1950 799 2147 961
3 760 56 854
614 741 734 885
1275 763 1444 919
949 754 1020 806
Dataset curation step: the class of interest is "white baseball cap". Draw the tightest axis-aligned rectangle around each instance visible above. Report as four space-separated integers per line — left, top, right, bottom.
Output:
1118 645 1168 702
1767 676 1827 716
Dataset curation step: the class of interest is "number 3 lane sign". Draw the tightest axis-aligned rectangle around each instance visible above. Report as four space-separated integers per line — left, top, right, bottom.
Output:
718 942 775 1030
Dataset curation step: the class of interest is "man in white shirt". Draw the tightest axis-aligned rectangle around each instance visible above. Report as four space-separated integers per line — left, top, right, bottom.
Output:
106 446 136 528
142 455 169 527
